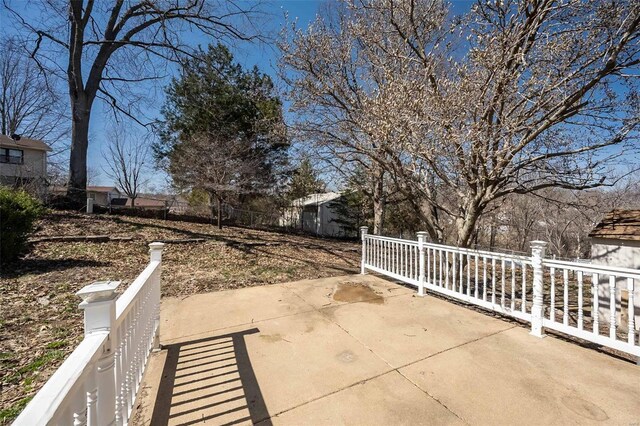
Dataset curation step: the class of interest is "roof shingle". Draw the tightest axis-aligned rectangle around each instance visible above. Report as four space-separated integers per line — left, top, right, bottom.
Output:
589 209 640 241
0 135 51 152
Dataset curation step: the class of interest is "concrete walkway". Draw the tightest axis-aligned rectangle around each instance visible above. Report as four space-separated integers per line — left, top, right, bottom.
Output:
132 275 640 425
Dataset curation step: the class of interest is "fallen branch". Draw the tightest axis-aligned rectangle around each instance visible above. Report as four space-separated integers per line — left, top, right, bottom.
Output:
30 235 134 243
152 238 207 244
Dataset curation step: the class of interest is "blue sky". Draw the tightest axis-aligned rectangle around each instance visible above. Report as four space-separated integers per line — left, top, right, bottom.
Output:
7 1 630 191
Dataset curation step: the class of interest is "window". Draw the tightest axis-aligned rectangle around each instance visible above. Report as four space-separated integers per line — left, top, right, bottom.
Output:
0 148 24 164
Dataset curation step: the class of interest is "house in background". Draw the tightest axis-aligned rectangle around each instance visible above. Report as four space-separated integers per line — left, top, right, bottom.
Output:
280 192 353 237
0 134 51 189
588 209 640 331
52 186 122 206
86 186 122 206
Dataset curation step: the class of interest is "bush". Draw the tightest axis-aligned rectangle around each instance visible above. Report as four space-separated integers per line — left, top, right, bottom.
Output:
0 188 44 264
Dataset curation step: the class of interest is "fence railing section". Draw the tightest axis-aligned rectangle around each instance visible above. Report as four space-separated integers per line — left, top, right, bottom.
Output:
359 227 639 357
14 242 165 425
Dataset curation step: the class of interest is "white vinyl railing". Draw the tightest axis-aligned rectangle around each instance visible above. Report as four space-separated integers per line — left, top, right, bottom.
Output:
360 227 639 357
14 242 165 425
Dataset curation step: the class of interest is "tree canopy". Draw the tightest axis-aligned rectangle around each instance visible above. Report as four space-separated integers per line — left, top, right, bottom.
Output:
157 43 289 227
281 0 640 246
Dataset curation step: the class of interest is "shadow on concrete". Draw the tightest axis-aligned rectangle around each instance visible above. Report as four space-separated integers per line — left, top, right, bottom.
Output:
151 328 271 425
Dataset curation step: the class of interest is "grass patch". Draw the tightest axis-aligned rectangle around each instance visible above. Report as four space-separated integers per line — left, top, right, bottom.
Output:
18 350 65 375
45 340 67 350
0 395 33 423
0 351 15 360
5 350 67 385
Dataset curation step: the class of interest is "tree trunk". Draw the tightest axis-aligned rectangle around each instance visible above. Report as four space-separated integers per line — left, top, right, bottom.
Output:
217 196 223 229
67 102 91 206
456 203 482 248
372 167 385 235
489 220 496 251
131 196 136 208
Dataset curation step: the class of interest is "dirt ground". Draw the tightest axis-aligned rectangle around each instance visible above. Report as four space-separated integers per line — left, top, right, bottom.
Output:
0 210 360 423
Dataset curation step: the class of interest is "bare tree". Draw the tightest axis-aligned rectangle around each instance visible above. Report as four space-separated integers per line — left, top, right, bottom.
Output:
0 36 68 147
102 126 149 207
4 0 264 205
282 0 640 247
169 131 265 228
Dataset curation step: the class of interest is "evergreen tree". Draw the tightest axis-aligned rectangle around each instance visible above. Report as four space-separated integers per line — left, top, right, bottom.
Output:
286 157 325 201
156 44 289 228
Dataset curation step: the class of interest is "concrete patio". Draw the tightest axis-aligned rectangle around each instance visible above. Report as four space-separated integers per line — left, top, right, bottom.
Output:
132 274 640 425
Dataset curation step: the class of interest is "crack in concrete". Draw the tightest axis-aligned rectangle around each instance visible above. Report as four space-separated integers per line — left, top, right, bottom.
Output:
270 279 519 424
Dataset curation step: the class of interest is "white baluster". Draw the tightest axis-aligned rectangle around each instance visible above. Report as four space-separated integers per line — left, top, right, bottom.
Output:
501 259 506 309
483 256 487 301
474 254 479 298
72 388 87 426
360 227 368 275
459 252 464 294
563 269 569 326
521 264 527 313
628 278 635 345
511 261 516 311
86 368 97 426
433 247 437 285
550 267 555 322
578 271 584 330
593 273 599 334
467 253 471 297
439 249 443 286
491 257 496 305
450 251 455 290
610 275 617 340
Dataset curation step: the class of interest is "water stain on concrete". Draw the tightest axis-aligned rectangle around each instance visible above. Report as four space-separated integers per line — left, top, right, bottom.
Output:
336 350 357 363
332 282 384 305
560 395 608 421
260 333 288 343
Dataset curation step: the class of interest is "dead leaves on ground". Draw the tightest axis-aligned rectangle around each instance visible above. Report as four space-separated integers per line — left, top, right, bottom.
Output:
0 210 359 422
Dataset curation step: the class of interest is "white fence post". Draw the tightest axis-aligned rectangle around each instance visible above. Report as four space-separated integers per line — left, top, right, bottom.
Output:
86 197 94 214
530 241 548 338
417 232 428 297
76 280 120 426
360 226 368 275
149 242 165 351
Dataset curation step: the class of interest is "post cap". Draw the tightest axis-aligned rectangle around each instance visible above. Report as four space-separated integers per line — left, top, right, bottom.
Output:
359 226 369 231
416 231 429 236
149 242 165 250
76 281 121 304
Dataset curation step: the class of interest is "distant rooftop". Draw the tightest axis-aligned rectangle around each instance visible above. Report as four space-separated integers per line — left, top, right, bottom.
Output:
0 134 51 152
87 186 120 193
589 209 640 241
293 192 342 206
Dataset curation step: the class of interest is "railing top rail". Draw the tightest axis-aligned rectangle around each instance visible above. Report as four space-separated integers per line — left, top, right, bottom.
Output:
365 234 530 262
364 234 419 245
422 242 532 262
543 258 640 279
115 260 159 322
12 333 108 425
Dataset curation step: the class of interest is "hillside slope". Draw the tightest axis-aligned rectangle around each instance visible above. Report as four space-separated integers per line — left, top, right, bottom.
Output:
0 211 360 422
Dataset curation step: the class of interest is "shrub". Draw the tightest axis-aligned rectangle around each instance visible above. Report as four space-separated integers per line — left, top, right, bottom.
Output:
0 188 44 264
